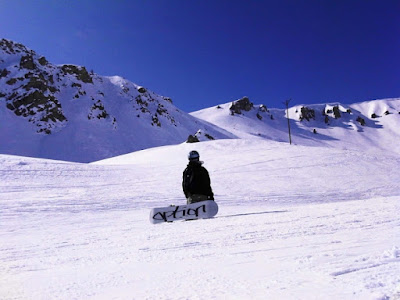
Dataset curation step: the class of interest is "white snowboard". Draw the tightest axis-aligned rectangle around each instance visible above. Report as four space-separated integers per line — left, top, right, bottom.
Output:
150 200 219 224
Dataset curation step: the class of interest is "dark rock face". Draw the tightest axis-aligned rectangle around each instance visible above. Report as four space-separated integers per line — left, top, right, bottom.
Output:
38 57 48 66
0 39 131 136
163 97 173 104
356 116 366 126
371 113 379 119
186 135 200 143
299 107 315 121
227 98 273 121
61 65 93 84
0 38 227 162
132 92 176 127
88 100 109 120
259 104 268 112
333 106 341 119
0 39 73 134
7 90 67 134
0 39 30 54
0 39 219 145
137 86 146 93
205 133 214 140
151 114 161 127
186 129 215 143
230 97 253 114
0 68 10 78
20 55 36 70
324 106 340 119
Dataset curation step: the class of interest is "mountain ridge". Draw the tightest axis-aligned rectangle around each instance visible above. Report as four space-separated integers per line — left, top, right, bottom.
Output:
191 96 400 156
0 38 233 162
1 38 399 162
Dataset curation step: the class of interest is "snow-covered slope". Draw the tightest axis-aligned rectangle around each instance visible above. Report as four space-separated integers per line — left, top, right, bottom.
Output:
192 97 400 155
1 139 399 299
2 39 400 163
0 39 233 162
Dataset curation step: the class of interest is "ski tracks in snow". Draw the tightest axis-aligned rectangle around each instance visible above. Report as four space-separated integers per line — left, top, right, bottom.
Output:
1 144 400 299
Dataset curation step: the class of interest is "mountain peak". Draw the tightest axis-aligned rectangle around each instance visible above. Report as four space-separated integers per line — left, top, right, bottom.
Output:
0 38 33 56
0 39 231 162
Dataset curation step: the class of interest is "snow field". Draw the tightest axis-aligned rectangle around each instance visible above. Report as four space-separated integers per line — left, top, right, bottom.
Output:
1 139 400 299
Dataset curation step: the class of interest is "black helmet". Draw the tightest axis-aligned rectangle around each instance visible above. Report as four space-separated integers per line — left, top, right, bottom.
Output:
188 150 200 161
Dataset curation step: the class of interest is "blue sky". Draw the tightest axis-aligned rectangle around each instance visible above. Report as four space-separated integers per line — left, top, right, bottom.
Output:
1 0 399 112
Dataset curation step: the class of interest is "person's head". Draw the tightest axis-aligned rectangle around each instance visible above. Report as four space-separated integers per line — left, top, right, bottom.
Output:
188 150 200 162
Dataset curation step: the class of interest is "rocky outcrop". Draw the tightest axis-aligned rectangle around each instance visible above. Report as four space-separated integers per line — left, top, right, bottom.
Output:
0 39 233 162
88 100 109 120
230 97 253 114
0 39 68 134
186 134 200 143
137 86 146 93
163 97 173 104
333 106 341 119
0 68 10 78
0 39 30 55
371 113 379 119
7 90 67 134
61 65 93 84
186 129 215 143
132 92 176 127
0 39 118 134
356 116 366 126
259 104 268 112
228 97 274 121
299 106 315 121
20 55 36 70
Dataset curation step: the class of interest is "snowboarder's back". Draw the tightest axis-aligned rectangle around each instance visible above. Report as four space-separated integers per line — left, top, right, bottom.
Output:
182 151 214 204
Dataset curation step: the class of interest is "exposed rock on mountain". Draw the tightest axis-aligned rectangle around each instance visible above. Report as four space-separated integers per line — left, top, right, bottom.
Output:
191 97 400 155
229 97 253 114
61 65 93 84
299 107 315 121
356 116 366 126
186 134 200 143
0 39 233 162
228 97 274 121
186 129 215 143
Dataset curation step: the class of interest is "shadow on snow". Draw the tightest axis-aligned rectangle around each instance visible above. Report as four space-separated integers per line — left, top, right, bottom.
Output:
218 210 288 219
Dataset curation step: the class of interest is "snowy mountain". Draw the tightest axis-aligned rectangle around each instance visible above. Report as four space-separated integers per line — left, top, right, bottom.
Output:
192 96 400 155
2 39 400 163
1 38 400 162
0 39 233 162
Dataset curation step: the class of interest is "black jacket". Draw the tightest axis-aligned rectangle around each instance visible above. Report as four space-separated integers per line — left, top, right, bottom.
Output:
182 161 214 199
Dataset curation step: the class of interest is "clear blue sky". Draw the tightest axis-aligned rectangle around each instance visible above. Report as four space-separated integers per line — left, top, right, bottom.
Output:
1 0 399 112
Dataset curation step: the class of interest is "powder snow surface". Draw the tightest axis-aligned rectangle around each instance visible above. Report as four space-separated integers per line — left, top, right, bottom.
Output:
1 139 399 299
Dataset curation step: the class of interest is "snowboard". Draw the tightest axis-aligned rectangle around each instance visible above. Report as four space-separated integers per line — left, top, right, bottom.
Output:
150 200 218 224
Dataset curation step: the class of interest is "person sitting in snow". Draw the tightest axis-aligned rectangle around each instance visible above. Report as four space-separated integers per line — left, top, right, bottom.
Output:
182 150 214 204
